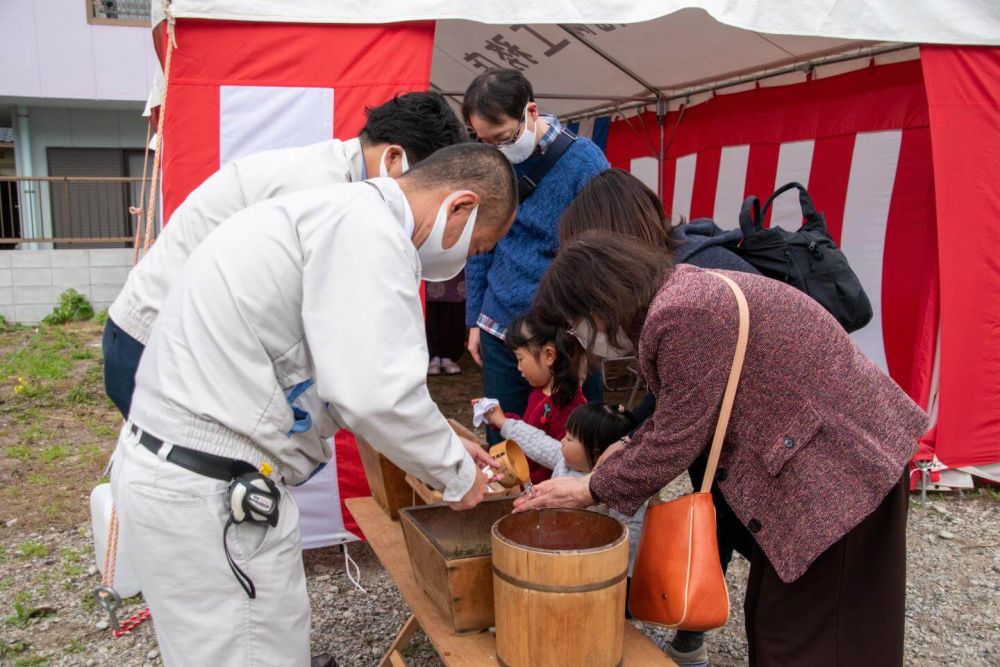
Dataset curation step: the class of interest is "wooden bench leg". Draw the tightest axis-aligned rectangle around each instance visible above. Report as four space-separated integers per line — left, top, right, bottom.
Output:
379 613 420 667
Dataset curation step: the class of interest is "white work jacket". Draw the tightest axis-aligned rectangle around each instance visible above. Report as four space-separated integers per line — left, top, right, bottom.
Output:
130 179 477 499
110 138 366 344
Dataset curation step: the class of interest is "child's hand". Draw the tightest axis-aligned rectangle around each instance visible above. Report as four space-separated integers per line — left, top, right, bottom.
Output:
484 405 506 429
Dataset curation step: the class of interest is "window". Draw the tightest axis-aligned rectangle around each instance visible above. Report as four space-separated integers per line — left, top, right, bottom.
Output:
47 147 155 248
87 0 151 27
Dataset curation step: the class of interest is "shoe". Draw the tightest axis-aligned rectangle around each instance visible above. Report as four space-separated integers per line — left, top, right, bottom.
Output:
428 357 441 376
663 641 709 667
440 358 462 375
310 654 337 667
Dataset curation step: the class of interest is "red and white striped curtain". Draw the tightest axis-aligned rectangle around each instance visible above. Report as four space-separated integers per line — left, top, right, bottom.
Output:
605 59 939 411
158 19 438 545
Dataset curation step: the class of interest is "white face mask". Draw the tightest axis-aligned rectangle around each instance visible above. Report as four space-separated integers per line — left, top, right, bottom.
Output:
416 192 478 282
497 104 537 165
570 320 635 359
378 146 409 178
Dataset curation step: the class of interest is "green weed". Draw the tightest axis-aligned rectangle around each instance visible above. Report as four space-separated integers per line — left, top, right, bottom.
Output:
17 541 48 559
67 385 92 404
4 597 54 628
22 425 48 443
7 444 32 459
37 444 68 463
14 656 50 667
43 289 94 325
0 639 29 659
65 639 86 654
61 548 86 578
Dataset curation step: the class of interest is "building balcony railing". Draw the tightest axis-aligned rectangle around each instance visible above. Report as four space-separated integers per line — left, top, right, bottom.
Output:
0 176 158 249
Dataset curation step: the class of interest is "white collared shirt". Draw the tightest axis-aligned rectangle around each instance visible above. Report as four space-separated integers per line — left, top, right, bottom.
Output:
131 180 477 499
364 176 415 238
111 138 367 344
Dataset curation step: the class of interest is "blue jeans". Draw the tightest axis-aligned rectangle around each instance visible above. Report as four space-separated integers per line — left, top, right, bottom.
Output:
480 329 603 445
102 317 145 419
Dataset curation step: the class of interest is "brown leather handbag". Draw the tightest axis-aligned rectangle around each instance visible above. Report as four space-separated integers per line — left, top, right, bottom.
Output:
627 271 749 631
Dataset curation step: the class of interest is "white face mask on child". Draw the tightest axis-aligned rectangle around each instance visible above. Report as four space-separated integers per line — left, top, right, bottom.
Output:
570 320 634 359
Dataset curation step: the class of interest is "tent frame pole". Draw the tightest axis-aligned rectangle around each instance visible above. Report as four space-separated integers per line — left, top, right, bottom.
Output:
560 42 917 123
656 97 667 200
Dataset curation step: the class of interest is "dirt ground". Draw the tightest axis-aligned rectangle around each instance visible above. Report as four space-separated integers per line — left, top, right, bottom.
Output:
1 319 998 666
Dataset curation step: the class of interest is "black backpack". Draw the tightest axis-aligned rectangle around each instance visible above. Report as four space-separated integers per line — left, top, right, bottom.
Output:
728 182 873 333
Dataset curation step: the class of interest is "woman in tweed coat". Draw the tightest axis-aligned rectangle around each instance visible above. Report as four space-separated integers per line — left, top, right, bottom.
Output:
517 231 928 666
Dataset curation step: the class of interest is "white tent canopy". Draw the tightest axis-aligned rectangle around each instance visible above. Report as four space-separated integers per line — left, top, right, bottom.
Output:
155 0 1000 45
153 1 1000 120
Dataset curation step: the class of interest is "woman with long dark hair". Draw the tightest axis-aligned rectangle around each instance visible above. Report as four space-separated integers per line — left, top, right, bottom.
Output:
518 231 927 666
559 168 758 665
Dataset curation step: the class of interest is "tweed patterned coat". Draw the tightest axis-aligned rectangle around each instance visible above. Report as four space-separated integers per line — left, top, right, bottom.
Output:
590 265 928 583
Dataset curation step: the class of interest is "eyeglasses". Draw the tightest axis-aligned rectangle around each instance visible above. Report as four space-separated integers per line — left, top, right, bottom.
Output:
470 116 525 147
493 117 525 147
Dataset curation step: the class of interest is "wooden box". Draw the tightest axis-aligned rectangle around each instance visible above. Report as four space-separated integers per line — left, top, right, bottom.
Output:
399 497 515 634
358 420 496 519
356 438 414 520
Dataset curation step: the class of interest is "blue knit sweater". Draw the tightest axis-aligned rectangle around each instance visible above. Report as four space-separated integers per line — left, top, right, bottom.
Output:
465 137 609 332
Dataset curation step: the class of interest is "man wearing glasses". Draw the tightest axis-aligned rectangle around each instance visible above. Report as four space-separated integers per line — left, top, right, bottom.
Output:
460 69 608 474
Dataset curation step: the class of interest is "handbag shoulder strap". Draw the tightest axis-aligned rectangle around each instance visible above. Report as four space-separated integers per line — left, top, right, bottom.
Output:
698 271 750 493
517 129 577 204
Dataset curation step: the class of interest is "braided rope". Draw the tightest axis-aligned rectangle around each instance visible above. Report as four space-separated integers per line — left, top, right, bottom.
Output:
130 119 153 264
142 20 177 254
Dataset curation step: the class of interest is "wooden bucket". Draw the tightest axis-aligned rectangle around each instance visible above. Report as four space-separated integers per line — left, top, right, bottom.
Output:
491 509 628 667
488 439 530 488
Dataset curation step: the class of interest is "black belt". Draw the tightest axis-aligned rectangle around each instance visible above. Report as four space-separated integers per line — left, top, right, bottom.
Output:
131 424 256 481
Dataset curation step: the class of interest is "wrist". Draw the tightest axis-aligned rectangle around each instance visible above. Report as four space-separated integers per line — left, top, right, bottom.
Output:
583 474 599 505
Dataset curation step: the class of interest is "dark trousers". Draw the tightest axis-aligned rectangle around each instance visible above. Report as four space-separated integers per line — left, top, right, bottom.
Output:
426 301 466 362
102 317 145 419
687 455 755 571
744 476 908 666
672 453 757 647
480 329 603 445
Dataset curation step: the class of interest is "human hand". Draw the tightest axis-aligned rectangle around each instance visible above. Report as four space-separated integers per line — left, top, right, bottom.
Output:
448 466 490 511
467 328 483 367
513 475 594 512
593 440 626 469
484 406 506 429
461 436 501 470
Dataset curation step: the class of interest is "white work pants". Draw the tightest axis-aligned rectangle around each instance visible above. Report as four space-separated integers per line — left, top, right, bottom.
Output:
111 425 310 666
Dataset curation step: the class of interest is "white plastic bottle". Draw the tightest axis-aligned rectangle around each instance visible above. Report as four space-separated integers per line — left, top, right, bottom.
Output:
90 484 140 598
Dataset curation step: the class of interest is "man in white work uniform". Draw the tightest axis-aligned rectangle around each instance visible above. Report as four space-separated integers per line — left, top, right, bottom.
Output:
111 143 517 667
103 91 467 419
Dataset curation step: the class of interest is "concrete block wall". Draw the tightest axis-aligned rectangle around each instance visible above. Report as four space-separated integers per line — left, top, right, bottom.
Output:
0 249 134 324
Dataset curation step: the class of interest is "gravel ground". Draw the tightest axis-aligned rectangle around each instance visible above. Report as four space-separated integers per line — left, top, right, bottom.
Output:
1 345 998 666
2 484 997 666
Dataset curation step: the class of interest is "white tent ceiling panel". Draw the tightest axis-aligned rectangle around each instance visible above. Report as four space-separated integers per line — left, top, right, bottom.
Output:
430 13 868 118
156 0 1000 46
